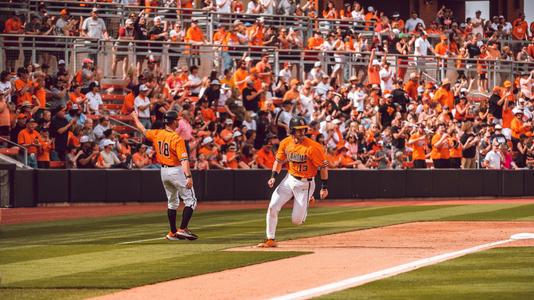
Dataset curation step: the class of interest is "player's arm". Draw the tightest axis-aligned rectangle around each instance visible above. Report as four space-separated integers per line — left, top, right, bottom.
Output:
177 138 193 189
267 160 283 188
319 164 329 199
130 111 147 135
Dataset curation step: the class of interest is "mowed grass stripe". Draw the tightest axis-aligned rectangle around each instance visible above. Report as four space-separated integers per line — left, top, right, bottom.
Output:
440 204 534 221
0 288 120 300
317 247 534 300
7 251 306 288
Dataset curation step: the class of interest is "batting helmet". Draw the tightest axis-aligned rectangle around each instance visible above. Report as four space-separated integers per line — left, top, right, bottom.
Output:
289 116 308 133
163 110 179 124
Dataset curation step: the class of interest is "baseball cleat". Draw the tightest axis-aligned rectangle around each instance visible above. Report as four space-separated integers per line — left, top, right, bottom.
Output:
176 228 198 240
165 231 185 241
257 239 277 248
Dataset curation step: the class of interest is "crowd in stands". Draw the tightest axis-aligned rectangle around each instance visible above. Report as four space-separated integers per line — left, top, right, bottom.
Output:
0 1 534 170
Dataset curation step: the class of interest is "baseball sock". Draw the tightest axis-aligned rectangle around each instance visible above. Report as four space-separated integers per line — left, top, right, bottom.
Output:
180 206 194 230
167 209 177 233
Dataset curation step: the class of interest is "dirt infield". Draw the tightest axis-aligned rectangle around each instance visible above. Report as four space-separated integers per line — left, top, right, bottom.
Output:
3 198 534 225
94 221 534 300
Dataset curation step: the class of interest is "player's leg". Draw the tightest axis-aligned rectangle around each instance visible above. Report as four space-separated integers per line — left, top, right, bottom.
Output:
161 168 182 240
175 167 198 240
258 175 293 247
291 179 315 225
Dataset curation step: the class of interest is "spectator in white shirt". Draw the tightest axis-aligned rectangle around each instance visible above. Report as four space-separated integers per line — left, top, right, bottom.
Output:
347 80 366 112
187 65 202 96
308 61 326 81
278 62 292 83
260 0 275 14
246 0 262 14
81 8 108 39
379 62 395 91
216 0 231 13
93 116 111 141
134 84 152 129
484 142 502 169
471 10 484 37
86 82 103 115
405 11 425 32
519 71 533 100
414 32 434 74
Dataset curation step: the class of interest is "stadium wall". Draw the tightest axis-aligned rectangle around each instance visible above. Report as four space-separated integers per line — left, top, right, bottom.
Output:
7 169 534 207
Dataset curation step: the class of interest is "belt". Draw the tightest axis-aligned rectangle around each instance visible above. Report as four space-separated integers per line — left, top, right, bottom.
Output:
161 164 180 168
292 175 313 182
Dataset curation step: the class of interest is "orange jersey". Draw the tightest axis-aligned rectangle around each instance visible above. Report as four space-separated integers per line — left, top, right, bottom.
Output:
145 129 188 166
276 137 327 178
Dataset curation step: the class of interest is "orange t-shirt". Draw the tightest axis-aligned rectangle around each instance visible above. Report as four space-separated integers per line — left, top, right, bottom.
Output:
502 108 513 129
433 87 454 109
121 92 135 115
145 129 188 166
276 137 327 178
404 80 418 100
449 138 462 158
512 19 528 40
224 150 239 169
201 107 216 122
185 26 204 42
256 147 275 169
434 42 448 56
283 90 299 102
431 133 450 160
37 139 53 161
511 117 529 139
34 86 46 109
307 37 323 50
18 128 42 154
14 79 32 105
409 133 426 160
367 67 380 85
232 68 249 92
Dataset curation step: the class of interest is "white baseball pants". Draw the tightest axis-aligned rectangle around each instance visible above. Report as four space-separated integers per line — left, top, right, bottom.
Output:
160 166 197 210
266 174 316 239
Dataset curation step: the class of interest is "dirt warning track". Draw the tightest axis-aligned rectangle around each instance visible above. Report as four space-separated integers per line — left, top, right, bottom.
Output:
94 221 534 300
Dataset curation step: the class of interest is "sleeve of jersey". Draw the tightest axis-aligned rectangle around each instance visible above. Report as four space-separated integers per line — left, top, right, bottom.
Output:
275 139 287 162
174 137 189 161
310 144 329 168
145 129 155 141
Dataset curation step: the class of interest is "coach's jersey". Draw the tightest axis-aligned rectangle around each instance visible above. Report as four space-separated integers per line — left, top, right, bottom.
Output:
145 129 188 166
276 137 327 178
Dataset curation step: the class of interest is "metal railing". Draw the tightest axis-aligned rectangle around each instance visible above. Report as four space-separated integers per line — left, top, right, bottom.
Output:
0 136 29 167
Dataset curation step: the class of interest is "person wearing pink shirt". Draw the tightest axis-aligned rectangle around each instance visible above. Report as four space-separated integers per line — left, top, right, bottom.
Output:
175 109 193 154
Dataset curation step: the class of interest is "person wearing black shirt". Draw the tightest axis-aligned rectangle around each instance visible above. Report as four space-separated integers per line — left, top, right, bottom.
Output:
242 80 263 112
378 94 396 129
392 81 409 113
460 123 478 169
490 124 507 145
202 80 221 108
76 140 98 169
391 121 409 151
488 87 504 120
49 107 75 161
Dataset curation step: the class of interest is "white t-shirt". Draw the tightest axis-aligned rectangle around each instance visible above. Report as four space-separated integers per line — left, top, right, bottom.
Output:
246 1 259 14
308 68 325 81
278 69 292 83
414 37 431 56
274 107 292 126
242 119 257 131
315 82 330 98
299 94 314 119
134 95 151 118
216 0 231 13
484 150 502 169
188 74 202 94
260 0 274 14
379 67 395 91
348 89 366 112
0 81 12 103
86 91 103 114
520 77 532 99
405 18 425 32
82 17 107 39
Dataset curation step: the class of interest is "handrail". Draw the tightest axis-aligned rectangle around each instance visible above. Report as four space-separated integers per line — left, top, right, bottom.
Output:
109 116 138 133
0 136 29 167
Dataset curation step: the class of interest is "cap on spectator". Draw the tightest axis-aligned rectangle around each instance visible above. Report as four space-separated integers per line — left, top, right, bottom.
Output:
314 61 321 67
503 80 512 88
120 134 129 139
409 72 418 79
326 115 332 122
72 104 79 110
368 6 374 12
332 119 341 125
83 58 94 64
460 23 467 28
257 17 265 23
60 9 68 16
17 113 26 119
372 59 380 66
425 82 435 89
282 99 293 106
57 60 66 66
441 78 451 86
495 124 503 129
221 84 231 90
244 56 252 62
91 7 98 13
21 101 32 108
384 93 393 98
80 136 91 143
349 75 358 81
392 12 400 18
290 79 300 86
225 119 233 125
513 108 523 115
211 79 221 85
322 74 329 79
154 16 162 22
460 88 469 93
499 15 504 19
139 84 149 92
283 61 292 67
33 63 41 69
103 139 115 147
371 84 380 90
28 118 37 123
233 20 242 26
191 19 198 23
202 136 213 145
125 19 134 26
440 35 448 41
233 131 242 138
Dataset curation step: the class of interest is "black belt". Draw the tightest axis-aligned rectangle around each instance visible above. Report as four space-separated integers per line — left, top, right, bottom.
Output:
292 175 313 181
161 164 180 168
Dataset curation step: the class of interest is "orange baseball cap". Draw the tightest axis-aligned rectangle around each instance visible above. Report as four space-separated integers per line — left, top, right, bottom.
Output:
290 79 300 86
503 80 512 88
60 9 68 15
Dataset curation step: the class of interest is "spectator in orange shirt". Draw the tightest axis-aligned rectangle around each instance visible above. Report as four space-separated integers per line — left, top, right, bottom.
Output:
37 127 53 168
433 79 454 109
18 118 42 168
404 73 419 101
14 68 34 106
431 123 450 168
367 49 381 86
256 134 276 169
232 60 249 92
199 98 216 123
3 13 24 72
512 13 528 41
408 124 428 168
323 1 338 19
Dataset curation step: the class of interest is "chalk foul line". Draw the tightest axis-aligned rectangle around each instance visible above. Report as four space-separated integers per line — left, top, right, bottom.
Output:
270 233 534 300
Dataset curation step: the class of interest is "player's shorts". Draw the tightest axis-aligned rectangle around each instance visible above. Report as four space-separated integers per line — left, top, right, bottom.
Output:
160 166 197 210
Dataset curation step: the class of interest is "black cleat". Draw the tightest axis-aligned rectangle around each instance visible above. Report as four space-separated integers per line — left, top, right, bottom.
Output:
176 228 198 240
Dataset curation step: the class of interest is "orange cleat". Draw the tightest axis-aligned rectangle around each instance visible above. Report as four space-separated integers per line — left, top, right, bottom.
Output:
257 239 277 248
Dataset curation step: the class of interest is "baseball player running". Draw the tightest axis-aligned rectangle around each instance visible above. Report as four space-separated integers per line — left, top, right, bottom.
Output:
131 110 198 241
257 116 329 248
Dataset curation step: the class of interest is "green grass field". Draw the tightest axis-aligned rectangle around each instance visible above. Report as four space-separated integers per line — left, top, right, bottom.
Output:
1 203 534 300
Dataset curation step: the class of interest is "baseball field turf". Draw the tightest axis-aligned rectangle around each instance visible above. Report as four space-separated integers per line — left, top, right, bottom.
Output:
1 202 534 299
